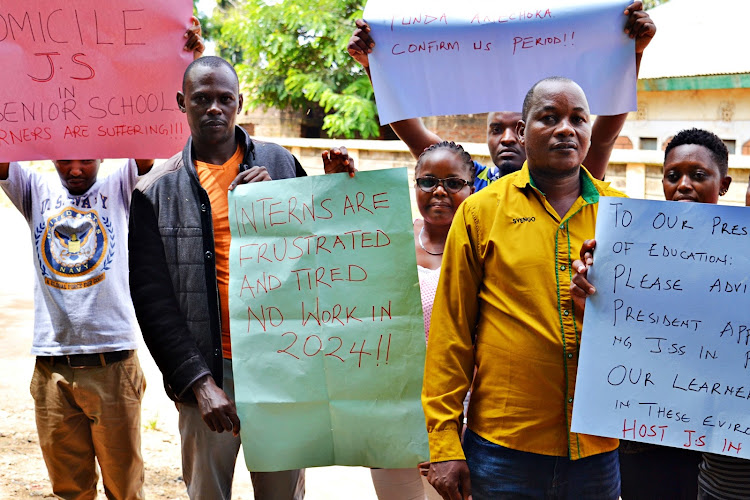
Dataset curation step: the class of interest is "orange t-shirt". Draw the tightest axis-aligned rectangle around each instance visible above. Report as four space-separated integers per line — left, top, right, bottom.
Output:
195 146 243 359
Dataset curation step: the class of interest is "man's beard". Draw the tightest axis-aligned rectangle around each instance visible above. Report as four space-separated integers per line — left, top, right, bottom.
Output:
498 160 523 178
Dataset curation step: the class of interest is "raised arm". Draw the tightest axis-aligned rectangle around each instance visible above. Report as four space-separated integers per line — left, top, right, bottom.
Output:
185 16 205 60
584 1 656 179
131 21 205 174
390 119 442 160
322 146 357 177
347 19 442 159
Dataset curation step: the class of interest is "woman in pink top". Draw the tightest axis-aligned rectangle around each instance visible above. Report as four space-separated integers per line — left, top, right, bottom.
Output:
412 142 476 340
324 141 476 499
372 141 476 500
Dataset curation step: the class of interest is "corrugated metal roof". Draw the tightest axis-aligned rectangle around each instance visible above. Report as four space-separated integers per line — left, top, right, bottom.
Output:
638 0 750 80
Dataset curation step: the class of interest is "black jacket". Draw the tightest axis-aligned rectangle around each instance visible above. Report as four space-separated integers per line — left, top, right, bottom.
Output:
128 126 305 402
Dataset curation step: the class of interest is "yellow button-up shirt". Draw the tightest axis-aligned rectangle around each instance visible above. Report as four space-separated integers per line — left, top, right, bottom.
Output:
422 163 624 462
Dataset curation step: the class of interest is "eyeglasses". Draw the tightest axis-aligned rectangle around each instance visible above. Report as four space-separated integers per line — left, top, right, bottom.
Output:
415 177 471 194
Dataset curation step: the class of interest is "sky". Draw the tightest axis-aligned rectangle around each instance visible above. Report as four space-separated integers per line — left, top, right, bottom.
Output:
196 0 217 16
196 0 218 55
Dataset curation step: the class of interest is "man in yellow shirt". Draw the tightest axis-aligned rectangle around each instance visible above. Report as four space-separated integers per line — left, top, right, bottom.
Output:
422 77 626 499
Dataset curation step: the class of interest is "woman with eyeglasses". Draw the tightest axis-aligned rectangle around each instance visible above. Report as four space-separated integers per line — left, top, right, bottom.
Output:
323 141 476 499
411 142 476 341
368 141 476 500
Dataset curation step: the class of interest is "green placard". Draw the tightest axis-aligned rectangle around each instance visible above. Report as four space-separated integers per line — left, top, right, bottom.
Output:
228 168 428 471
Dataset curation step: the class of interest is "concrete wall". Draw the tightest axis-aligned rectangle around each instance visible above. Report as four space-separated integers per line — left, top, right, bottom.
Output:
422 113 489 144
411 88 750 156
258 137 750 219
239 107 318 138
5 138 746 214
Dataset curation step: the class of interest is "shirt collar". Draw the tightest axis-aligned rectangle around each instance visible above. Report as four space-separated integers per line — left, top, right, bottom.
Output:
512 161 602 205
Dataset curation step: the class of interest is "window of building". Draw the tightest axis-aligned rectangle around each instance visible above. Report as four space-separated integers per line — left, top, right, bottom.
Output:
640 137 658 150
614 136 633 150
723 139 736 155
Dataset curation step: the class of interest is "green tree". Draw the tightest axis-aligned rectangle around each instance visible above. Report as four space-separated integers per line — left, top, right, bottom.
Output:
213 0 378 139
643 0 668 9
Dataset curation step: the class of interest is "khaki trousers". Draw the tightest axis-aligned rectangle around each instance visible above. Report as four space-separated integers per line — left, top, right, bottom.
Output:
178 358 304 500
30 354 146 500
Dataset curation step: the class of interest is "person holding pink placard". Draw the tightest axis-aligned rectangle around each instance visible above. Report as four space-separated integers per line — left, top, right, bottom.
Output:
0 19 203 499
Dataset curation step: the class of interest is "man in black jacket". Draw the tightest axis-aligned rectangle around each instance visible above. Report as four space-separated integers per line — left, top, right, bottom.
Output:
129 56 305 500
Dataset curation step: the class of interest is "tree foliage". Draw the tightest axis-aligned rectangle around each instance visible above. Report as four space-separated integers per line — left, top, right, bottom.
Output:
212 0 378 139
205 0 667 139
643 0 668 9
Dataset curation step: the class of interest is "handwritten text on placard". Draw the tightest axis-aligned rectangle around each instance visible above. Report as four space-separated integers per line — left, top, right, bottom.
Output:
228 169 428 472
363 0 635 124
0 0 192 161
572 198 750 458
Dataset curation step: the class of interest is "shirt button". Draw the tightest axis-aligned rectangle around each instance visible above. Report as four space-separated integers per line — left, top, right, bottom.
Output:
568 398 574 403
567 353 573 359
201 204 207 212
560 264 567 271
205 251 213 260
563 310 570 316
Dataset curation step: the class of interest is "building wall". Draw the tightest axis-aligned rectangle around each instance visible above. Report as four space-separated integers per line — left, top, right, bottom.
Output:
256 137 750 220
415 88 750 155
5 142 746 216
239 107 314 138
236 85 750 155
620 87 750 153
422 113 489 144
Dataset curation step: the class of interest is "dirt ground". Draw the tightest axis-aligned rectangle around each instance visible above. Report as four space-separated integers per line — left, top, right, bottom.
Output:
0 201 377 498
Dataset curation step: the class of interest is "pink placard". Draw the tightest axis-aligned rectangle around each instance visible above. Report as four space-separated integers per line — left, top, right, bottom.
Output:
0 0 193 161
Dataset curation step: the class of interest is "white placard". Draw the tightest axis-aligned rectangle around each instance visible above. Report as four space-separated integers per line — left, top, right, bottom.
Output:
364 0 636 124
572 198 750 459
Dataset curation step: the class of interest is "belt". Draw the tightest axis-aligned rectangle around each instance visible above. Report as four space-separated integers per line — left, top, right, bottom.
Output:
38 350 134 368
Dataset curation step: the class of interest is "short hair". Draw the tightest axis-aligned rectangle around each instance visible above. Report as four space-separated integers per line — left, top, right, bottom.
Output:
521 76 576 121
664 128 729 177
182 56 239 92
415 141 476 183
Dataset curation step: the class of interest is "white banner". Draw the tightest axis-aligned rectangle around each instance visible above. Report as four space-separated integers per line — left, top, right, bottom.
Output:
364 0 636 124
572 198 750 459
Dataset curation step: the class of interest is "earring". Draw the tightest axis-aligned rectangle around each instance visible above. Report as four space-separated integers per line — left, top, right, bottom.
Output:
720 188 728 196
